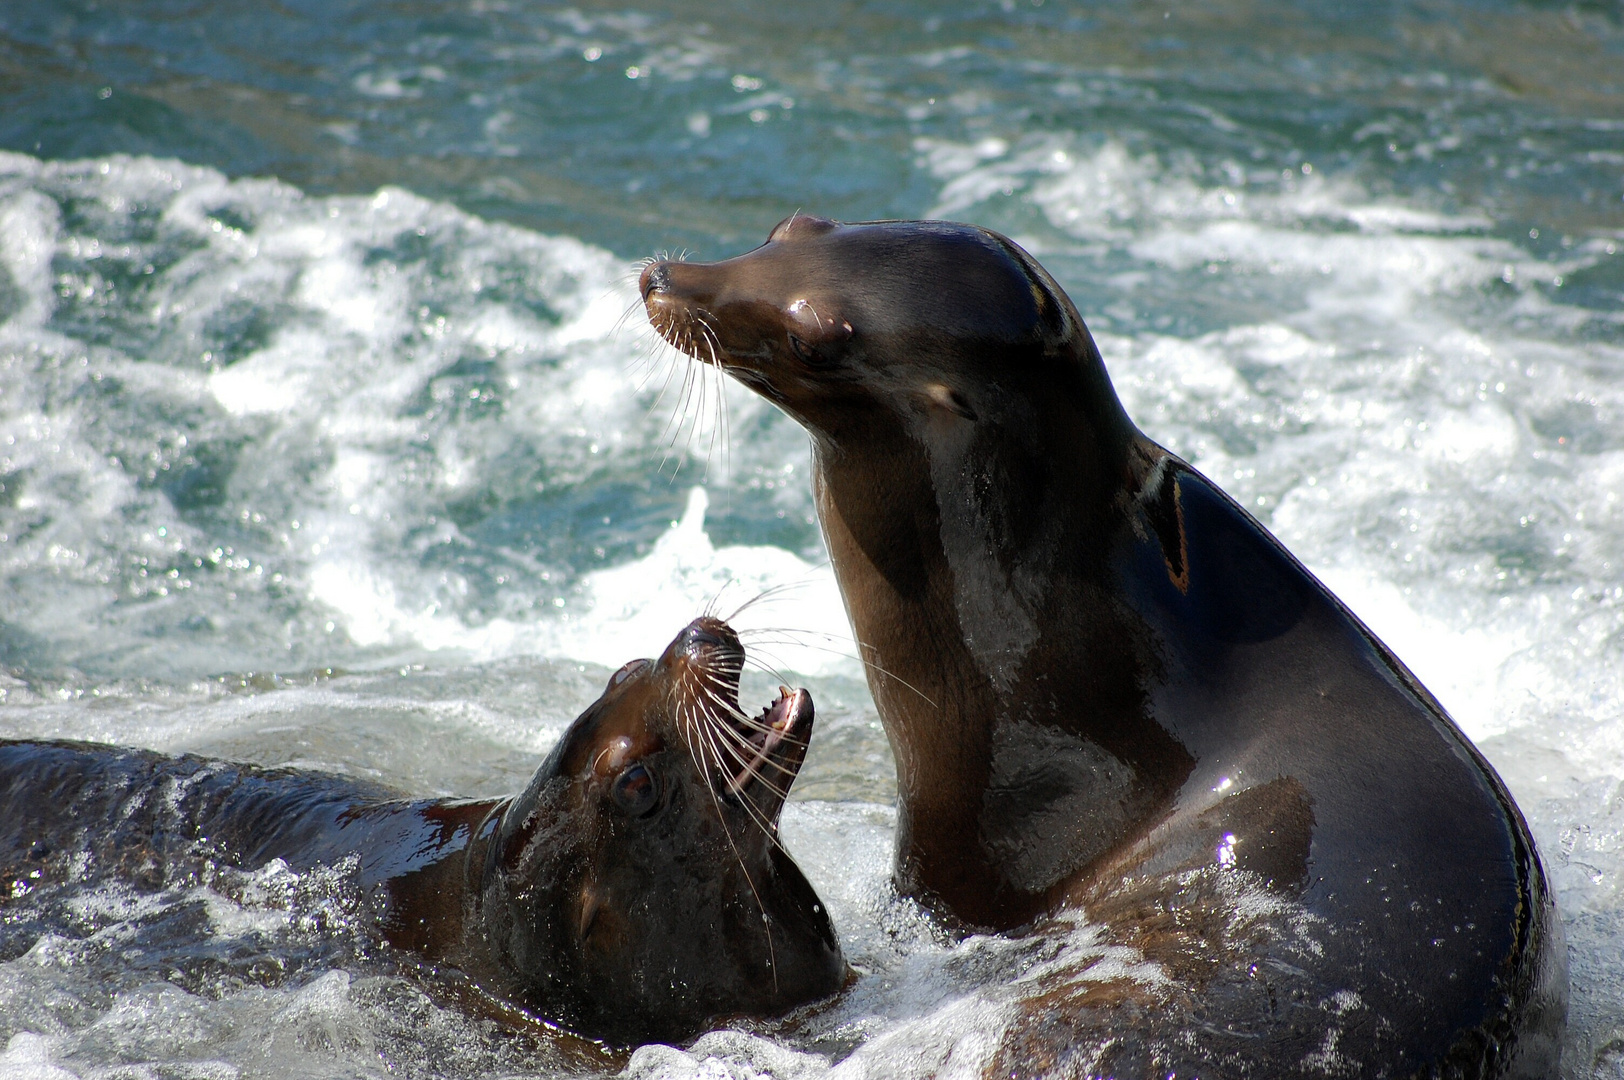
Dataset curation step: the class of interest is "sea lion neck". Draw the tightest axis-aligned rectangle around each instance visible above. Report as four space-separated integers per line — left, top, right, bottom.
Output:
808 349 1179 928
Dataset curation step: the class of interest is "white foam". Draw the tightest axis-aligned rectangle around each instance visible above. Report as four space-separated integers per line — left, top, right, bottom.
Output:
0 188 58 337
0 153 828 683
308 485 855 675
2 142 1620 1075
0 1033 79 1080
537 487 853 670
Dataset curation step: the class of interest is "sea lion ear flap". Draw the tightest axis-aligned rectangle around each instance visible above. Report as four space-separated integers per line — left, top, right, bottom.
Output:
923 382 979 422
995 237 1074 346
1029 279 1070 342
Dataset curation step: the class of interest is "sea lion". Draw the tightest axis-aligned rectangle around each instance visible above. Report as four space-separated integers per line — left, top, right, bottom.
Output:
0 617 845 1046
640 217 1565 1076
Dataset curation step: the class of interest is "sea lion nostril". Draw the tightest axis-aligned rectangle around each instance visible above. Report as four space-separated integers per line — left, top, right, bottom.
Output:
678 617 741 654
639 261 670 299
680 624 723 649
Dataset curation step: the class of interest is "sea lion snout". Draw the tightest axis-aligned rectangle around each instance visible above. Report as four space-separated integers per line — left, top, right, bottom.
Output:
653 616 813 819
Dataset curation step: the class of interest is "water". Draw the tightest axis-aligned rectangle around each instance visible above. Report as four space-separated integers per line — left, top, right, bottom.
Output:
0 0 1621 1075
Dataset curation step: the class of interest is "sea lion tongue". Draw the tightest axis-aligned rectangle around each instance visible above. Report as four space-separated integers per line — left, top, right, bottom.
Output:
724 686 813 812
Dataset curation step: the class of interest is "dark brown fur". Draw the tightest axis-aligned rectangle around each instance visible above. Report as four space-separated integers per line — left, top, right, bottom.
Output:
0 618 844 1045
641 217 1564 1076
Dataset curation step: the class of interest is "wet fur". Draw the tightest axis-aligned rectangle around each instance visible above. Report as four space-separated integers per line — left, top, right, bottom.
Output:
640 217 1565 1077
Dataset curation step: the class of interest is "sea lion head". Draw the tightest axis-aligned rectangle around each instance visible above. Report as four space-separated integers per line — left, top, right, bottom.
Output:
479 616 844 1044
639 214 1131 448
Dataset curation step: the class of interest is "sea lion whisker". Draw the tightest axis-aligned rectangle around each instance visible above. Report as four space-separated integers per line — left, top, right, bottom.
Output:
631 339 679 403
695 343 731 481
694 710 782 824
691 639 747 674
686 664 783 728
677 666 742 725
609 293 647 341
701 711 804 785
674 352 714 474
697 693 809 751
692 310 723 355
620 255 667 293
720 744 800 789
732 646 812 693
696 710 779 801
736 653 795 692
720 578 829 623
699 577 745 623
626 324 667 382
692 703 802 799
697 351 727 483
689 311 719 361
641 322 688 413
715 705 809 745
694 683 802 750
695 714 792 840
658 361 703 477
636 342 676 398
685 678 801 795
674 699 721 805
678 708 786 967
703 332 731 482
689 680 742 724
737 629 939 710
681 708 784 991
681 698 731 807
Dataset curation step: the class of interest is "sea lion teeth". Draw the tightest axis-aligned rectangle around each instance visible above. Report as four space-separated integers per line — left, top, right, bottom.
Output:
727 688 810 797
642 216 1565 1077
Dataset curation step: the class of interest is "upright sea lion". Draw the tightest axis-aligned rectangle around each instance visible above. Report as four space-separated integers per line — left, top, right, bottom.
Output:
641 217 1565 1076
0 617 845 1045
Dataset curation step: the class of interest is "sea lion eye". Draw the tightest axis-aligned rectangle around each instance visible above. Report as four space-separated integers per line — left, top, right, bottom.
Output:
785 300 852 366
787 332 818 364
611 764 660 816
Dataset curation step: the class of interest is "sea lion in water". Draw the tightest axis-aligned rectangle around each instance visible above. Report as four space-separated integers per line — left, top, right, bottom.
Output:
641 217 1565 1076
0 617 844 1045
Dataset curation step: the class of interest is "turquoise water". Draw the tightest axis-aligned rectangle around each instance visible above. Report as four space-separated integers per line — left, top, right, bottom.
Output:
1 1 1622 1076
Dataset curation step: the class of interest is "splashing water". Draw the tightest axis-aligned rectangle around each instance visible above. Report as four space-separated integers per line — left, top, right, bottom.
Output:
2 0 1623 1075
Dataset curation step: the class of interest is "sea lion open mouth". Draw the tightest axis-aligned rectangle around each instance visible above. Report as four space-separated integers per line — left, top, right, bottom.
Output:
723 685 812 802
665 616 812 821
